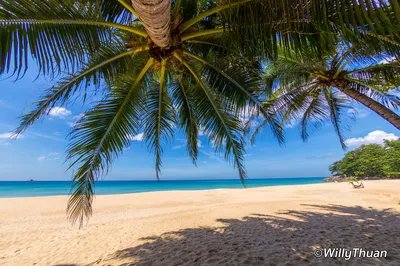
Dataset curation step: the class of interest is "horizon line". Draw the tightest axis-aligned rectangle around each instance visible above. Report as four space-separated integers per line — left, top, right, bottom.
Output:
0 176 326 182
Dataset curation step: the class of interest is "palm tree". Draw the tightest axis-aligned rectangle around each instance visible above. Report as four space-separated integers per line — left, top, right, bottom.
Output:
1 0 399 226
254 46 400 148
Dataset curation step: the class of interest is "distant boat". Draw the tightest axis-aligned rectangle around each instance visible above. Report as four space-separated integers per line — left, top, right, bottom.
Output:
28 179 35 182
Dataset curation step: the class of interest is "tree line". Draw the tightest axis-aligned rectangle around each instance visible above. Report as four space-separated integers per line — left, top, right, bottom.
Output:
330 140 400 178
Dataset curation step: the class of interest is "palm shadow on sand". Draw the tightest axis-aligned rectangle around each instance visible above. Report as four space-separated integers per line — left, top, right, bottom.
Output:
90 204 400 265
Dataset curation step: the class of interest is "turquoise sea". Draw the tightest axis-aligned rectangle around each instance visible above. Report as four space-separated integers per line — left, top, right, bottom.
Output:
0 177 324 197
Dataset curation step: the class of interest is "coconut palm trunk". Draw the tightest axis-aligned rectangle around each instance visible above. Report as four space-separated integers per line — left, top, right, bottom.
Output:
132 0 171 48
337 85 400 130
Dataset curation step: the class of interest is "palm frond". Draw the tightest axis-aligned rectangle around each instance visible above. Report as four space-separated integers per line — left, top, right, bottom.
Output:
183 50 284 143
143 59 176 179
181 28 224 41
276 88 314 130
347 79 400 110
173 0 199 21
323 89 351 149
174 52 247 181
66 58 153 226
217 0 400 58
179 0 251 33
171 76 199 164
300 94 330 141
0 0 146 78
83 0 137 23
115 0 139 18
348 62 400 92
15 44 149 135
251 81 322 143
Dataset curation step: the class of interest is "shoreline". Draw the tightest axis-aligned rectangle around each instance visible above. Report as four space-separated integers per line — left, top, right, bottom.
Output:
0 176 326 181
1 180 400 265
0 177 324 199
0 182 329 200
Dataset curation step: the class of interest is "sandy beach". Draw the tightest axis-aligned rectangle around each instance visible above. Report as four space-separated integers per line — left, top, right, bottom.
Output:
1 180 400 265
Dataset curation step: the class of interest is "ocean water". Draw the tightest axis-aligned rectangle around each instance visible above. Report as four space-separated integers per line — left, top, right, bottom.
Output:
0 177 324 198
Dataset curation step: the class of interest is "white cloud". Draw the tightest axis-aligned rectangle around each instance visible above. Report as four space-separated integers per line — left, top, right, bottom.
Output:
129 132 144 141
48 107 72 118
0 132 23 139
345 130 399 147
48 152 59 156
197 139 202 148
347 107 369 118
37 156 46 161
198 126 206 136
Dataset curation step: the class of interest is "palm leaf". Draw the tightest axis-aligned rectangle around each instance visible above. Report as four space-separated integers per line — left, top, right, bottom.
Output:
0 0 146 77
171 76 200 164
348 62 400 92
183 50 284 144
174 52 247 181
143 59 176 179
346 79 400 109
66 58 153 226
323 89 351 149
300 94 330 141
217 0 400 58
15 44 149 135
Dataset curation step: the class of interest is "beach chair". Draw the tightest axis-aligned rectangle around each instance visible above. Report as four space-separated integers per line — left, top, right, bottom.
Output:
350 182 364 189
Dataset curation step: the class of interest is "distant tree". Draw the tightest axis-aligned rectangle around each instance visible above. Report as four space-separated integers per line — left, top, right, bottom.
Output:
383 140 400 176
329 161 342 175
329 140 400 178
353 144 386 177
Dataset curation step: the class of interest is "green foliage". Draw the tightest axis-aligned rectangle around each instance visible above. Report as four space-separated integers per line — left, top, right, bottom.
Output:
218 0 400 60
383 139 400 176
253 45 400 147
330 140 400 178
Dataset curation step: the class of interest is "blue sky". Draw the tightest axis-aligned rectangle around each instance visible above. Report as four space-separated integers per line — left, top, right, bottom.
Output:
0 66 399 181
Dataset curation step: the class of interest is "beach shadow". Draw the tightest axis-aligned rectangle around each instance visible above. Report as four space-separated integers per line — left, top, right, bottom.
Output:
90 205 400 265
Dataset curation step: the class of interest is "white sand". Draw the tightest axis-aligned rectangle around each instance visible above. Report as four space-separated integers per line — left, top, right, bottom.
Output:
1 180 400 265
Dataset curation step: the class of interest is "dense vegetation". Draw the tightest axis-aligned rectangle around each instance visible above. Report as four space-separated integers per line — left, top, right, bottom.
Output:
330 140 400 178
